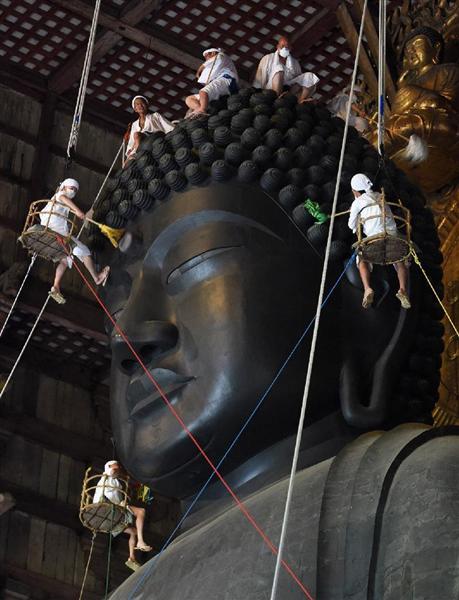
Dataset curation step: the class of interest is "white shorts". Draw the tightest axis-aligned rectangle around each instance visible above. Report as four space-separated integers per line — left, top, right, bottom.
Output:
194 76 232 102
268 68 319 90
66 236 91 267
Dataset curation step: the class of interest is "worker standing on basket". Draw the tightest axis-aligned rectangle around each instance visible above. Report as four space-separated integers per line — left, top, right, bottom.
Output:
93 461 152 572
39 178 110 304
348 173 411 310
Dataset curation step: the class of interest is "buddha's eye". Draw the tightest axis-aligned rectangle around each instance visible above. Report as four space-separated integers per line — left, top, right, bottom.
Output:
166 246 240 284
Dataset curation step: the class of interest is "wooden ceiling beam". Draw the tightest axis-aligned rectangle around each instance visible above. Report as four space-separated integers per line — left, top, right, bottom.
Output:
291 7 337 50
0 118 118 177
0 58 128 132
0 283 106 343
0 341 105 390
2 563 101 600
49 0 163 95
336 2 379 101
0 412 111 463
50 0 200 70
351 0 397 102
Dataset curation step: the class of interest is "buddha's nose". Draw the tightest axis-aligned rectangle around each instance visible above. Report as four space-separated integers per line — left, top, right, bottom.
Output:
111 320 178 374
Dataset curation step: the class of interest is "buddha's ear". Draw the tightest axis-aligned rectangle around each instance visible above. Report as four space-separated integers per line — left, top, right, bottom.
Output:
338 263 417 429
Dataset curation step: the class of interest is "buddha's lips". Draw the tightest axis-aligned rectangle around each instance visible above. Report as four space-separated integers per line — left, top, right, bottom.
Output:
127 367 194 418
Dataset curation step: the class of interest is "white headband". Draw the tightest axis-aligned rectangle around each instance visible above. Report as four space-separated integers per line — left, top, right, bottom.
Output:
351 173 373 192
104 461 119 475
60 178 79 191
131 95 148 110
203 47 221 57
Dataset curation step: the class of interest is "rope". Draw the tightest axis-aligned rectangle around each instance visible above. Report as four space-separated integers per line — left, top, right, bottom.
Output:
76 141 125 240
67 0 102 158
78 531 97 600
0 293 50 401
269 2 369 598
127 251 356 600
104 505 115 600
0 253 38 338
377 0 387 154
56 237 314 600
410 246 459 338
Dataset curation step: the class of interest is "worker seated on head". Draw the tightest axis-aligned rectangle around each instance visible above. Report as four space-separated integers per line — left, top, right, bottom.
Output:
93 461 152 572
185 47 239 117
327 81 369 133
39 178 109 305
253 35 319 103
125 95 175 161
348 173 411 310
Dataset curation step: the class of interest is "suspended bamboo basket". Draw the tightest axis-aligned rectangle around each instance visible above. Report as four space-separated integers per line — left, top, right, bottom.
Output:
80 467 131 534
19 198 77 262
352 193 412 265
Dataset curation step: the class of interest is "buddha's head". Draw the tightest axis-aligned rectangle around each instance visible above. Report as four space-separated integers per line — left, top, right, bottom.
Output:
100 90 443 498
402 26 444 71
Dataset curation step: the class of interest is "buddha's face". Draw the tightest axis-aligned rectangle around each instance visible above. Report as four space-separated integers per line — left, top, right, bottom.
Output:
105 183 409 498
105 183 351 497
404 35 438 70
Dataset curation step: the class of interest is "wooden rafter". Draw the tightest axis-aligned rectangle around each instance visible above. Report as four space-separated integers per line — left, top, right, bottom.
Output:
0 282 106 342
351 0 397 102
336 2 379 100
291 2 339 50
49 0 201 70
0 57 128 132
49 0 163 95
0 413 111 463
2 563 101 600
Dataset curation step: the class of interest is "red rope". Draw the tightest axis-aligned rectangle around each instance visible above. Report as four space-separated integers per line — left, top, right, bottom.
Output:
59 238 314 600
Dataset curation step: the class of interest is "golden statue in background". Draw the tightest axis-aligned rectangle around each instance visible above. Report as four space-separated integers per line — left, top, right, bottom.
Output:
385 26 459 194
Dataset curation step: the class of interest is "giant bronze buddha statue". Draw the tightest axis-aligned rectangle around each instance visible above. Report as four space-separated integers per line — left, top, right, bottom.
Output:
98 88 459 598
385 26 459 194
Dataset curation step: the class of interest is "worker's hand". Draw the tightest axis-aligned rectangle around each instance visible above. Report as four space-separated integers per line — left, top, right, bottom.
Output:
75 208 85 220
85 209 94 220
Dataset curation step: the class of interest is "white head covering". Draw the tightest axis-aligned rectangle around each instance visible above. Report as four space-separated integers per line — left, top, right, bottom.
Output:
351 173 373 192
60 178 79 191
131 95 148 109
203 47 221 57
104 460 119 475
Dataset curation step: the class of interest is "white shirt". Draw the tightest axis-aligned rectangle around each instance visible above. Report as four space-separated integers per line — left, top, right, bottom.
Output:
39 191 71 236
254 51 319 89
93 475 124 504
348 191 397 237
126 112 174 156
198 53 239 85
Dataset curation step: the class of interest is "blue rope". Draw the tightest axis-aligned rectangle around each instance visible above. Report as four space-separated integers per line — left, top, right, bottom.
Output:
127 251 356 599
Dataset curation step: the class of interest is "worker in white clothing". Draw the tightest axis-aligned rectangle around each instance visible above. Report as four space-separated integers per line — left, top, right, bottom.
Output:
185 47 239 116
39 178 109 304
253 36 319 103
327 82 369 133
348 173 411 310
125 95 175 160
93 460 152 572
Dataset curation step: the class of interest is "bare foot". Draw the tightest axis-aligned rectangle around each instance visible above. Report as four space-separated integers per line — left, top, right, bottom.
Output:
96 266 110 286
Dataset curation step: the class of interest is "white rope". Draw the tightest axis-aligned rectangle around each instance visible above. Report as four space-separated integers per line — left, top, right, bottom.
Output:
67 0 102 157
76 140 124 240
0 253 38 338
0 294 51 401
377 0 387 154
269 2 369 598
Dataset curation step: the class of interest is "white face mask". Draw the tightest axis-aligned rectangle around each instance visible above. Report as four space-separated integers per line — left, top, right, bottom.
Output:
65 188 77 199
279 47 290 58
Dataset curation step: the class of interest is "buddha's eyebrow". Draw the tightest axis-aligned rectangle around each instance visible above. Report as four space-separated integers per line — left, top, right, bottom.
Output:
144 210 281 268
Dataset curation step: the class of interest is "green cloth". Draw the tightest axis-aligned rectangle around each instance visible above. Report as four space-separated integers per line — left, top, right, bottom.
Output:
304 198 329 223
